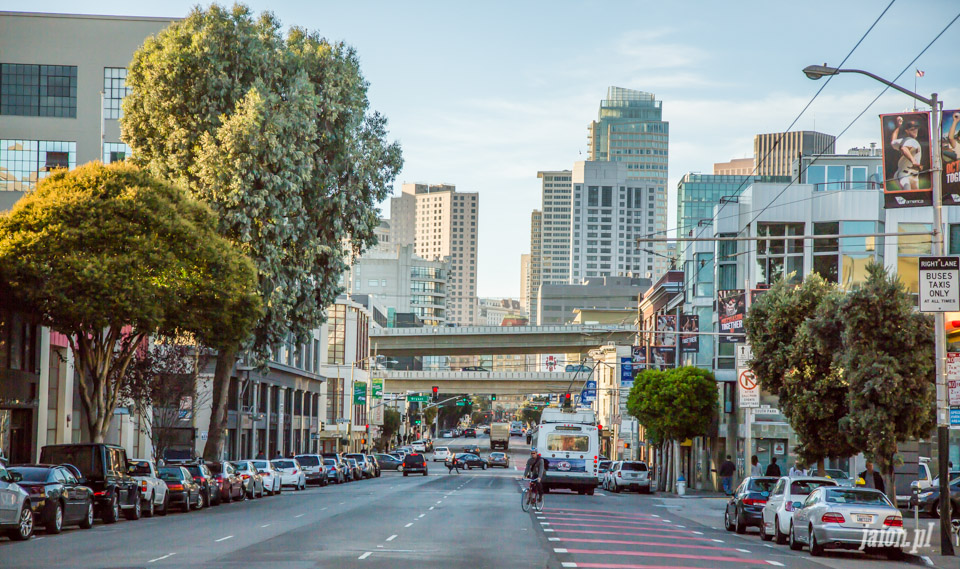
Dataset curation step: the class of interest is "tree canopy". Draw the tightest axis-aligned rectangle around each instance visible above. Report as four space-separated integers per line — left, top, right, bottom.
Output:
0 162 260 441
627 367 718 445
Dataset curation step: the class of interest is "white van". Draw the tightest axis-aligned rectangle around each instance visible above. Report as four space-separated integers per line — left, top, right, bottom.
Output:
531 422 600 495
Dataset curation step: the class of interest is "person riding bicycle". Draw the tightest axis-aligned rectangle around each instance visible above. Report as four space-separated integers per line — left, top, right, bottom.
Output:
523 448 546 497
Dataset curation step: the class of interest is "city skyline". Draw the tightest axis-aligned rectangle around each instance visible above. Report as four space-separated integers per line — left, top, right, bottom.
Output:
6 0 959 298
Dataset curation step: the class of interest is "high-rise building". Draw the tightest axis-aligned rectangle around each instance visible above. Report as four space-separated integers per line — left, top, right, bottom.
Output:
528 209 543 321
390 183 479 325
569 161 661 282
519 253 531 315
753 131 836 178
676 173 758 242
713 157 755 176
587 87 669 277
536 170 573 284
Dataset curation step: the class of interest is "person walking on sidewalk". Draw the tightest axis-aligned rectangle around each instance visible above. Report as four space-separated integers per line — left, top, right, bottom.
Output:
765 457 782 477
749 455 763 477
718 455 736 495
858 461 885 493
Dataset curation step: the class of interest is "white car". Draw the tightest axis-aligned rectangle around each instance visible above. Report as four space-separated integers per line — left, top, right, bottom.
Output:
250 460 283 495
441 431 454 438
434 447 451 462
761 476 837 543
128 459 169 517
411 440 427 452
271 458 306 490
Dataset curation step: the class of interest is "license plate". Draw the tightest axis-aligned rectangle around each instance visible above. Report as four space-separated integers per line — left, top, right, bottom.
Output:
854 514 874 523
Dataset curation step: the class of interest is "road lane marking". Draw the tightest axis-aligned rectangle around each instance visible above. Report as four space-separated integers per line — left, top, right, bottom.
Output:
737 548 750 553
419 514 425 518
548 537 561 541
386 535 397 542
321 507 328 511
295 514 305 518
215 535 234 542
339 501 345 505
436 500 442 504
693 531 704 535
561 564 577 568
149 553 176 563
543 529 555 532
767 562 784 567
712 539 724 543
554 548 568 553
358 552 372 560
260 524 271 528
405 522 414 527
429 506 434 510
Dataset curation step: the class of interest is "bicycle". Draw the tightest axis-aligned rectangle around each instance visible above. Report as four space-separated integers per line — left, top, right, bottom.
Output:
520 478 544 513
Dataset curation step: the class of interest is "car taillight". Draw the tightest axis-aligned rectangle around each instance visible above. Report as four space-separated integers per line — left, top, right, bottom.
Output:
193 476 203 482
168 483 184 491
821 512 845 524
241 474 250 480
884 516 903 527
292 469 297 474
617 472 621 478
140 481 148 492
785 501 795 512
94 490 107 496
743 498 767 506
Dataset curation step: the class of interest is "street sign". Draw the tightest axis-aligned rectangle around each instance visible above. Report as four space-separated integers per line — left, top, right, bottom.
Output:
736 344 753 370
372 378 383 399
737 368 759 408
951 408 960 427
919 256 960 312
949 353 960 406
353 381 367 405
580 380 597 404
310 433 320 440
456 401 466 406
199 430 208 441
335 418 350 424
407 395 429 403
546 355 557 371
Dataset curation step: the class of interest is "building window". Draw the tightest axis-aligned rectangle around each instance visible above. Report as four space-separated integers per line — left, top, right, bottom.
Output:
756 223 803 285
588 186 599 207
898 223 933 294
0 140 76 191
0 63 77 117
695 252 714 297
327 304 346 365
102 142 131 164
813 222 839 283
103 67 130 119
716 234 738 290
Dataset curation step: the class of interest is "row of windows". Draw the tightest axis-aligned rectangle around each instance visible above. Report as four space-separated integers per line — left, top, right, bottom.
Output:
0 64 77 117
0 139 76 191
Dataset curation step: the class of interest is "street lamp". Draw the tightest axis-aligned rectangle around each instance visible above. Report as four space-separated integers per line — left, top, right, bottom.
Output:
803 64 950 554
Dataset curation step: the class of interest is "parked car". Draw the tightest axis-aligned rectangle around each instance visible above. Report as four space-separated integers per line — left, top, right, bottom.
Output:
597 460 613 484
39 443 141 523
366 455 381 477
271 459 306 490
441 431 453 438
411 440 427 452
295 454 328 486
8 464 94 534
323 459 345 484
488 452 510 468
607 461 651 494
912 476 960 518
822 469 855 487
0 463 33 540
345 454 375 479
789 486 904 559
181 462 219 506
157 466 203 512
127 459 169 516
251 460 282 495
340 459 355 482
761 476 838 544
208 461 245 503
433 447 451 462
402 453 429 476
449 453 487 470
230 460 265 499
601 462 620 491
375 454 402 471
345 458 364 481
724 476 778 534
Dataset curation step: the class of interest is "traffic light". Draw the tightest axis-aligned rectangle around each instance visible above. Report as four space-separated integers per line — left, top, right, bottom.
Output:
563 393 572 408
414 418 421 425
361 438 367 445
432 385 439 401
491 394 496 401
365 424 370 433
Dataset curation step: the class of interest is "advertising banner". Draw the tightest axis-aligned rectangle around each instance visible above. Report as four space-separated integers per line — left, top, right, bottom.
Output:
352 381 367 405
619 356 634 388
371 377 383 398
651 346 676 370
632 345 648 370
880 111 932 208
718 289 746 344
679 314 699 353
942 109 960 205
655 314 677 346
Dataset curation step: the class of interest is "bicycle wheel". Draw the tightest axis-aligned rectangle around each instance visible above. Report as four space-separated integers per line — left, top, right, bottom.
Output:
520 489 530 512
534 491 544 512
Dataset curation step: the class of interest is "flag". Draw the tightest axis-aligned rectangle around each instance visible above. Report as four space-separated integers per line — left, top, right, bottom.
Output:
916 69 925 78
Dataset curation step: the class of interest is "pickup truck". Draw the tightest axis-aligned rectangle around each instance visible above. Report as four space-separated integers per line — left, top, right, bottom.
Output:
128 459 169 517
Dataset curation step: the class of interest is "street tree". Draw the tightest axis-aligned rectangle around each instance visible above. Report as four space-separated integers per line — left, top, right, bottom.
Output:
0 162 260 442
839 262 935 501
122 4 402 460
378 410 401 450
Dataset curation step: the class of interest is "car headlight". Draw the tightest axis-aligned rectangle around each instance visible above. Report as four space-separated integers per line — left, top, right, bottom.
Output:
918 491 935 499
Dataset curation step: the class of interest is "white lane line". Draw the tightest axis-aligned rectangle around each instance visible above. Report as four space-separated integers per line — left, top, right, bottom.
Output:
764 544 774 548
295 514 305 518
651 514 660 518
436 500 442 504
554 548 568 553
767 562 785 567
149 553 176 563
543 529 555 532
540 522 550 525
737 548 750 553
339 501 345 505
561 563 578 568
260 524 271 528
548 537 561 541
419 514 426 518
429 506 435 510
676 524 685 528
386 534 398 542
692 531 704 535
404 522 414 527
321 507 328 511
712 539 724 543
215 535 234 542
358 552 372 560
377 545 384 548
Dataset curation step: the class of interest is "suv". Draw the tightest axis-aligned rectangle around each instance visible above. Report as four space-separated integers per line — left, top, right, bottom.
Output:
608 461 651 494
402 453 428 477
295 454 328 486
39 443 141 523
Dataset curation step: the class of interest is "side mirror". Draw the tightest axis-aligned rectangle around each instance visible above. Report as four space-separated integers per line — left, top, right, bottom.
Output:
10 471 22 483
793 501 803 510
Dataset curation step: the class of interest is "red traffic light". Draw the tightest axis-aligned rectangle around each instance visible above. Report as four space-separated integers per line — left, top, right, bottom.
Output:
432 386 438 394
564 393 571 400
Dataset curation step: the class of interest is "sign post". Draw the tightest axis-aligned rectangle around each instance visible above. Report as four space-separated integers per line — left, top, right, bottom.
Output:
738 367 759 470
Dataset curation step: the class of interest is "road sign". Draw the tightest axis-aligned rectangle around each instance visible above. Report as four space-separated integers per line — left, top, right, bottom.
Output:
546 355 557 371
919 256 960 312
949 353 960 406
580 380 597 404
372 378 383 399
737 368 759 408
456 401 466 406
951 408 960 427
736 344 753 370
310 433 320 440
407 395 429 403
335 418 349 424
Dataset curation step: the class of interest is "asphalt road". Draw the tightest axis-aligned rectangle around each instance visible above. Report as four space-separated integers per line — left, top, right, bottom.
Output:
0 433 925 568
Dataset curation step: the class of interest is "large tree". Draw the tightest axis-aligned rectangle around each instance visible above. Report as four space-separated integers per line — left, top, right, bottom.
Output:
0 162 260 442
840 262 935 501
122 4 403 459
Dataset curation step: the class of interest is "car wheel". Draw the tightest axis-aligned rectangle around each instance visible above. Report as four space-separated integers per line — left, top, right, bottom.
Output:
46 500 63 534
774 516 787 544
183 494 191 512
724 509 734 532
196 490 204 510
143 492 155 518
760 520 773 542
735 508 746 534
789 523 802 551
9 505 33 541
224 487 232 503
586 487 595 496
158 492 170 515
124 492 142 520
809 526 824 556
79 500 94 529
103 492 120 524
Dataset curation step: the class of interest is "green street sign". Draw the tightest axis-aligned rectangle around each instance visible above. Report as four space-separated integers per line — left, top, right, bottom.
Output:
372 378 383 398
456 401 466 406
353 382 367 405
408 395 429 403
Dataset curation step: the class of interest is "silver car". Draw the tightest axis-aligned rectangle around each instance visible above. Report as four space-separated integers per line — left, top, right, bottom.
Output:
788 486 904 560
761 476 837 543
0 462 33 540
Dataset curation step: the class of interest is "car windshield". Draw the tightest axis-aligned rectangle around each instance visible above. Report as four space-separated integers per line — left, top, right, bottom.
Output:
323 459 337 466
40 446 102 478
747 478 778 493
620 462 648 472
491 453 505 458
823 469 850 479
790 480 835 496
826 489 891 505
436 447 448 452
184 466 202 477
545 433 589 452
158 468 183 481
128 461 153 476
273 460 295 469
296 456 320 466
9 466 52 482
252 461 269 469
232 462 250 471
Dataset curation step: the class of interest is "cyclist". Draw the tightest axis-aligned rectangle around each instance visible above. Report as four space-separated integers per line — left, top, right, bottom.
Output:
523 447 546 500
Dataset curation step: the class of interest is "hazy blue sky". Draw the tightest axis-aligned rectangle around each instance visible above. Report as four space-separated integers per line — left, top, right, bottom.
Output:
6 0 959 297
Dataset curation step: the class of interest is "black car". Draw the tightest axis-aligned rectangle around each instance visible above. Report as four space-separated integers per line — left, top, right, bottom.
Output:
448 453 487 470
208 461 245 503
914 477 960 518
181 462 219 506
464 428 476 438
39 443 141 523
158 466 203 512
724 476 778 533
375 454 402 471
8 464 95 534
463 445 481 456
402 453 428 476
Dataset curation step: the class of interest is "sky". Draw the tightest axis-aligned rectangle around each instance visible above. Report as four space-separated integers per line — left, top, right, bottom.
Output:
6 0 959 298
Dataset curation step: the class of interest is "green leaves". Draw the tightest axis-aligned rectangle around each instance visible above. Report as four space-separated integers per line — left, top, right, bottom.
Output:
627 367 718 445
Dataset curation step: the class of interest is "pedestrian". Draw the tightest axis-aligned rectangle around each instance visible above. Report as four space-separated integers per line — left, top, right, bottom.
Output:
749 455 763 477
718 455 736 495
274 450 282 459
765 457 781 477
255 450 265 459
447 454 460 474
858 461 885 493
789 461 805 477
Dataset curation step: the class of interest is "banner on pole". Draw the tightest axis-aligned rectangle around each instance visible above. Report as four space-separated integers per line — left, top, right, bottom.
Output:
679 314 699 353
880 111 932 208
655 314 677 347
718 289 746 344
942 109 960 205
353 381 367 405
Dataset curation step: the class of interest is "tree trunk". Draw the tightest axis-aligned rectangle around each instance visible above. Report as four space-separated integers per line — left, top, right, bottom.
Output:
885 454 897 505
202 344 238 461
816 458 825 477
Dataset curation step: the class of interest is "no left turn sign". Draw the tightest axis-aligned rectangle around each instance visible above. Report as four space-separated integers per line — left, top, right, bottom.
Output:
738 368 759 408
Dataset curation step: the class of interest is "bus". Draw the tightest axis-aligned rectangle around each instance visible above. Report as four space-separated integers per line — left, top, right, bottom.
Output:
530 407 600 495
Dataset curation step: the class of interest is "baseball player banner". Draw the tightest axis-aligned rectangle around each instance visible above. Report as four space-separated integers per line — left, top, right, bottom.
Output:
880 111 932 208
718 289 746 344
631 345 648 370
651 346 676 370
679 315 699 353
655 314 677 347
942 109 960 205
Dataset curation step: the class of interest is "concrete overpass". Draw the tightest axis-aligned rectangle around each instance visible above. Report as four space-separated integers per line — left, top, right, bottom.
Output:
370 325 636 356
378 370 591 394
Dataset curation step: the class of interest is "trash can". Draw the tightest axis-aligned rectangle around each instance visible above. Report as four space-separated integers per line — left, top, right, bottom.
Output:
677 474 686 496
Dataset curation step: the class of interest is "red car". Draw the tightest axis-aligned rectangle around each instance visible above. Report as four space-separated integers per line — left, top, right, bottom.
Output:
208 461 245 503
